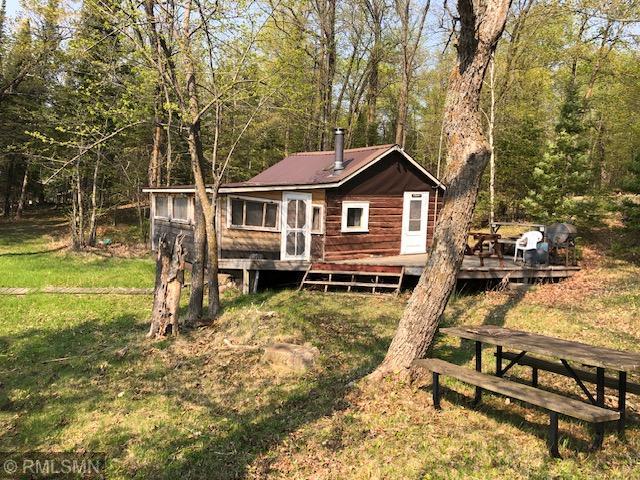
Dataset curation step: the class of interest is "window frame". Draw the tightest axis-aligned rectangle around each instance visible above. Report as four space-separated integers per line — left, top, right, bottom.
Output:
227 195 281 232
154 194 171 220
341 201 369 233
170 195 193 224
311 204 324 234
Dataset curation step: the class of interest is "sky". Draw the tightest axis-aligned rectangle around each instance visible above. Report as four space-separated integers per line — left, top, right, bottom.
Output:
5 0 22 17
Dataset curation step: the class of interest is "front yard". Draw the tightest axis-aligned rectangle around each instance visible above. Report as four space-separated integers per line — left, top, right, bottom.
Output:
0 213 638 478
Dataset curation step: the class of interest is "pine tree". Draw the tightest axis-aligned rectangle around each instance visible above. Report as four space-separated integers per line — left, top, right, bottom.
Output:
523 82 591 220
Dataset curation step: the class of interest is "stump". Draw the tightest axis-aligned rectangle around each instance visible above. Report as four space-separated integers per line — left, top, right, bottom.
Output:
148 234 185 338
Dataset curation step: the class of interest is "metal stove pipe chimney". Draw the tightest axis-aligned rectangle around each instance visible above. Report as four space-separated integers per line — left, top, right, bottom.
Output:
334 128 345 172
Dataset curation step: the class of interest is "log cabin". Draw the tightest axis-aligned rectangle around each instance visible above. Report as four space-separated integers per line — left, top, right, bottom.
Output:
144 129 446 264
144 129 581 291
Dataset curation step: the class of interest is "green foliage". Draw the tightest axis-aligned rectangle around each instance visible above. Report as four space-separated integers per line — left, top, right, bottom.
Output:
522 84 592 221
621 198 640 231
621 152 640 194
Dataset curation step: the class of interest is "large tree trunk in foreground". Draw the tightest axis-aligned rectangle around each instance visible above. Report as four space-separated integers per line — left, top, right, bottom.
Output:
372 0 512 379
148 234 185 338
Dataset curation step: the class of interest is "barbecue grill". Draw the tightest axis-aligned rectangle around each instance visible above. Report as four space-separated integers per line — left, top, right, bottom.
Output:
545 223 578 266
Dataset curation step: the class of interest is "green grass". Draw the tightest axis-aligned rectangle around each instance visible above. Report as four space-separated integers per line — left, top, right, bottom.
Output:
0 212 154 288
0 213 639 479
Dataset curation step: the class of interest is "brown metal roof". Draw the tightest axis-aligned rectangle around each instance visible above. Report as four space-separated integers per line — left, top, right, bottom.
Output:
142 143 445 194
222 144 396 188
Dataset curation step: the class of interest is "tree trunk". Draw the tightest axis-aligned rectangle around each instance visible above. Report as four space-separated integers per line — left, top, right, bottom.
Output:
371 0 512 379
148 98 163 187
364 0 384 146
88 156 100 246
187 193 206 324
14 161 28 220
488 53 496 225
70 174 80 250
3 157 14 217
183 33 221 319
393 0 429 149
76 160 85 249
316 0 337 150
148 233 185 338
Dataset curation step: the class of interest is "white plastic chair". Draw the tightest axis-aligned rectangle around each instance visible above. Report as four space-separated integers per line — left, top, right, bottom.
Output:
514 231 543 262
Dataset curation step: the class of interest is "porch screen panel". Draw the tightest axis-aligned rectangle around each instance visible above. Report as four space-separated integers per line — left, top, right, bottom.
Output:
285 199 307 256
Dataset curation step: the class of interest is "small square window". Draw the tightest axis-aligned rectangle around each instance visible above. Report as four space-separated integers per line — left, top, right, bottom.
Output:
341 201 369 232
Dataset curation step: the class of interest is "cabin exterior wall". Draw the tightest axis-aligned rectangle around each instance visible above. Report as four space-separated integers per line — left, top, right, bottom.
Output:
218 189 326 260
324 151 443 261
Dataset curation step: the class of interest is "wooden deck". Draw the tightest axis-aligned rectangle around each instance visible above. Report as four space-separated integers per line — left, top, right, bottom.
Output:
219 253 580 281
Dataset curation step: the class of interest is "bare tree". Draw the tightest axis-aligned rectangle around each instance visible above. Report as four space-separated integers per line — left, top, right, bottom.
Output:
127 0 275 321
363 0 386 146
394 0 430 148
371 0 512 379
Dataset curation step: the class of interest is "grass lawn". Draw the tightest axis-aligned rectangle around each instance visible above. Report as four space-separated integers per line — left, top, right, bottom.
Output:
0 213 639 479
0 212 154 288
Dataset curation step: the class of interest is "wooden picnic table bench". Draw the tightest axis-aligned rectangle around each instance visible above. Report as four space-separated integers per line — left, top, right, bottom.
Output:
413 325 640 457
413 358 619 457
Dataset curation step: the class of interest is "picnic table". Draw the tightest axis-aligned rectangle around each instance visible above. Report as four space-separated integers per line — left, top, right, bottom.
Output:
466 232 504 266
415 325 640 457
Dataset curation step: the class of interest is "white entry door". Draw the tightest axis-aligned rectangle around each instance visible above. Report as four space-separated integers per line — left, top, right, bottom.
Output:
281 192 312 260
400 191 430 254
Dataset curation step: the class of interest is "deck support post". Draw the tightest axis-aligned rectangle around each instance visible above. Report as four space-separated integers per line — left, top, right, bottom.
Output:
242 269 258 294
549 412 560 458
474 341 482 405
532 366 539 388
432 372 441 410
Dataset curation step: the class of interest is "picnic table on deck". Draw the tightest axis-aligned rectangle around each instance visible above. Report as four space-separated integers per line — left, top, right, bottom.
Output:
440 325 640 436
466 232 505 266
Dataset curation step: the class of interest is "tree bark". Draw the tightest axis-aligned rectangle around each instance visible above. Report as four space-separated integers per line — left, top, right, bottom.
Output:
148 233 185 338
394 0 429 149
315 0 337 150
372 0 512 379
488 53 496 225
3 157 14 217
187 192 206 324
182 16 221 318
148 97 163 187
364 0 384 146
14 161 28 220
75 159 85 249
88 156 100 246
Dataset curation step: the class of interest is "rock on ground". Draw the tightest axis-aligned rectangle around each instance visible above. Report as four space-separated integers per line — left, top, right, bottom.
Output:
261 343 320 373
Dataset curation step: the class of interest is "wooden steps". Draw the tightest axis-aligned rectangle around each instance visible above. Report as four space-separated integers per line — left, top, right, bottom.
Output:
299 262 404 294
